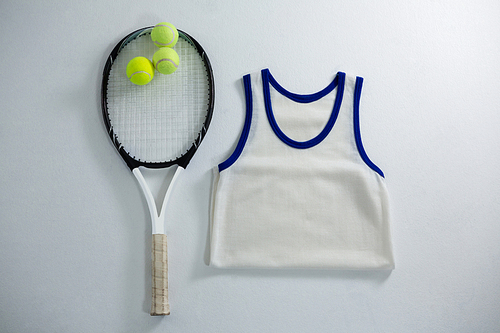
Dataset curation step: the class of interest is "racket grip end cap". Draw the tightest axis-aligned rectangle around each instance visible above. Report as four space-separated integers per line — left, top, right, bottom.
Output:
150 234 170 316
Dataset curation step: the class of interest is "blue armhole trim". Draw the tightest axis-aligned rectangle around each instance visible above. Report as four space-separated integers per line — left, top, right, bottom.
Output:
353 77 385 178
218 74 253 172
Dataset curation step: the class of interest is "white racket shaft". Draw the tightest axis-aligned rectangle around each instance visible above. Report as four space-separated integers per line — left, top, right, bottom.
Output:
132 166 184 315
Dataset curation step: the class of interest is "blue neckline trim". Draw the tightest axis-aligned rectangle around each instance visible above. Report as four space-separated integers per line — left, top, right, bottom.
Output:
353 77 385 178
218 74 253 172
262 69 345 149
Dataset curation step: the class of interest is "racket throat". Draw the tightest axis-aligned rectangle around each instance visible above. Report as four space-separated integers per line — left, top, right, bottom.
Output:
133 166 185 234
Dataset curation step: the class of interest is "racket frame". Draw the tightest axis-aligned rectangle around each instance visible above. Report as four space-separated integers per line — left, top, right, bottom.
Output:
100 26 214 316
101 26 215 170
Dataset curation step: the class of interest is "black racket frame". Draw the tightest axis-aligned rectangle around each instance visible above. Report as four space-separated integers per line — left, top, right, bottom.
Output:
101 27 215 170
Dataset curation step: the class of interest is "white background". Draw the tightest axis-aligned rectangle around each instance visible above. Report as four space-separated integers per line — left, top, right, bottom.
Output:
1 1 499 332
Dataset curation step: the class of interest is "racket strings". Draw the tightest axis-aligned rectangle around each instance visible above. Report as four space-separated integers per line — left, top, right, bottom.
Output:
106 32 210 163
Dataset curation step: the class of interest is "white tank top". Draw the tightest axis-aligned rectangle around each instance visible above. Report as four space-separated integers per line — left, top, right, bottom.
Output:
210 69 394 269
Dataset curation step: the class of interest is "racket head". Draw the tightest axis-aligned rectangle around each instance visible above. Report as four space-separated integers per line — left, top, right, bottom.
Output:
101 27 214 170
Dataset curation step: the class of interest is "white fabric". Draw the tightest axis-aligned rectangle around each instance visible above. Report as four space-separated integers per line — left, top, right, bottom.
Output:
210 70 394 269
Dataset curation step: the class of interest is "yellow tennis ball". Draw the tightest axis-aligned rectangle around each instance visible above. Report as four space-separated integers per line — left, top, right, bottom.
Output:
153 48 179 75
151 22 179 48
126 57 155 85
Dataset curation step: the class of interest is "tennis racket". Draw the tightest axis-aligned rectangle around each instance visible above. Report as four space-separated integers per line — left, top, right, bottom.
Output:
101 26 214 316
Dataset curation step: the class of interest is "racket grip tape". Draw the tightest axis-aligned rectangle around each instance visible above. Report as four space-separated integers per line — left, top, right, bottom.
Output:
150 234 170 316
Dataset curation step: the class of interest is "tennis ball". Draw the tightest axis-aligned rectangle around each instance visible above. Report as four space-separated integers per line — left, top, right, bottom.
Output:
126 57 155 85
151 22 179 48
153 48 179 75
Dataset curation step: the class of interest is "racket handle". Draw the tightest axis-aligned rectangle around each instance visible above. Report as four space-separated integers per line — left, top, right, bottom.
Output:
150 234 170 316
